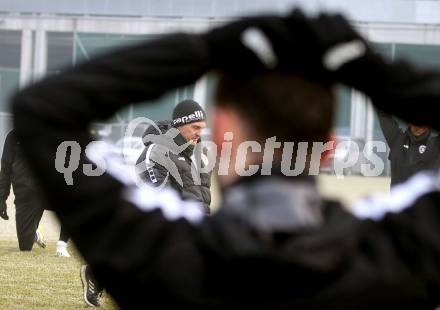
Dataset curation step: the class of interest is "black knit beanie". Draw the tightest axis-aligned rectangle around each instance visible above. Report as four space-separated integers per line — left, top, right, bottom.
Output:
172 99 206 127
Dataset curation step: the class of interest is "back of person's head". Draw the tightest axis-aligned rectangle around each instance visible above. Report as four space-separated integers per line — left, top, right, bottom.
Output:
211 72 335 185
214 72 334 144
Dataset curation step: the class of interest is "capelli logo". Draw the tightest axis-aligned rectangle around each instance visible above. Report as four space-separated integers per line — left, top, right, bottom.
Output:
173 110 204 125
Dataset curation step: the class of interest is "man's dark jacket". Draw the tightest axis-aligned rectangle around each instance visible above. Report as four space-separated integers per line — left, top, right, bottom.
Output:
136 121 211 213
378 111 440 186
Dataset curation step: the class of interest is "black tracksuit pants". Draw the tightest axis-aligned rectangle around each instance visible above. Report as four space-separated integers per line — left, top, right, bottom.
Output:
14 189 69 251
15 200 44 251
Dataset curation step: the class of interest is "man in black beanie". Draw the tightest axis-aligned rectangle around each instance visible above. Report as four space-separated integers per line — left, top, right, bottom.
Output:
136 99 211 214
172 99 207 144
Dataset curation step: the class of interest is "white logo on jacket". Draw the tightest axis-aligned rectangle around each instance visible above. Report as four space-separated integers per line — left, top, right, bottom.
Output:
419 145 426 154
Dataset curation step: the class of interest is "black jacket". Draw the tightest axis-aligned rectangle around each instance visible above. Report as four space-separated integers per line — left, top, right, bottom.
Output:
378 111 440 186
0 129 41 205
11 28 440 309
136 121 211 213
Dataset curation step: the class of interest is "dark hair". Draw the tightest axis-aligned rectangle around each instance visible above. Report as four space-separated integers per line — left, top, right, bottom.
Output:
214 72 334 144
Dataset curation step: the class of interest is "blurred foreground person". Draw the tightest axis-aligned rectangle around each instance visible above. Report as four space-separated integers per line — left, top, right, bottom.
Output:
12 9 440 309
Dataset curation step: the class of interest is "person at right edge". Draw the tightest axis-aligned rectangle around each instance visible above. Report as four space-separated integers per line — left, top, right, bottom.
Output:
377 110 440 187
12 8 440 310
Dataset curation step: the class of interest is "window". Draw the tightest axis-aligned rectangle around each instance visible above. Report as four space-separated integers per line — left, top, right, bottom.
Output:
49 32 198 123
47 32 74 74
334 86 351 136
395 44 440 68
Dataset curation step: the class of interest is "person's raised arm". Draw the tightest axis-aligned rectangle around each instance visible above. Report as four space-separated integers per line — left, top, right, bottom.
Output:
376 110 402 147
11 9 440 306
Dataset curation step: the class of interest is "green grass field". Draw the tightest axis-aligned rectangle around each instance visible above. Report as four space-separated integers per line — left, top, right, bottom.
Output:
0 240 118 309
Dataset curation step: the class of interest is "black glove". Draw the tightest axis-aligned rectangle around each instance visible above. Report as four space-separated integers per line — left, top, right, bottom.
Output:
0 201 9 220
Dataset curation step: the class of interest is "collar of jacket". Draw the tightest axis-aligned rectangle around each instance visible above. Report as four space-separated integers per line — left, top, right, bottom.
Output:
406 128 431 145
221 171 323 233
173 132 194 157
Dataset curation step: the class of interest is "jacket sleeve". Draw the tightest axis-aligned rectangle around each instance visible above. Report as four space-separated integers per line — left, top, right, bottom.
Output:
0 130 15 202
147 145 210 209
143 144 172 188
376 110 402 147
350 172 440 299
340 56 440 132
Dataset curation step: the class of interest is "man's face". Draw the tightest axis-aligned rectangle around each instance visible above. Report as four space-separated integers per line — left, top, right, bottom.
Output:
177 121 206 145
409 124 430 136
